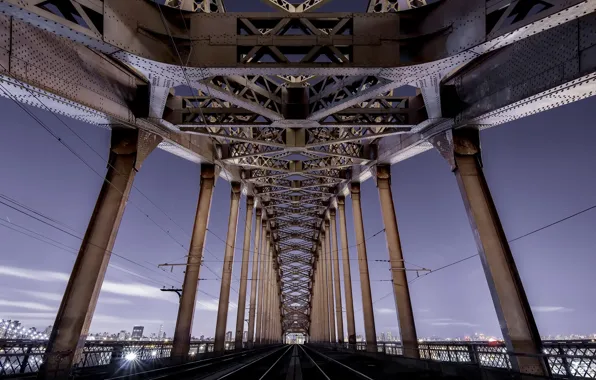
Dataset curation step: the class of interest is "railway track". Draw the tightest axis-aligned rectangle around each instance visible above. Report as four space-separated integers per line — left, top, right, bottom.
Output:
215 345 376 380
105 346 284 380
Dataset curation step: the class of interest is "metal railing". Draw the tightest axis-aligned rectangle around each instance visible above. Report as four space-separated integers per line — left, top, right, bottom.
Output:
347 340 596 378
0 339 240 376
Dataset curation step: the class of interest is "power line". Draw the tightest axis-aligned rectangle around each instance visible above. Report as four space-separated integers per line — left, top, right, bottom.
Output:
0 196 181 287
0 219 177 289
408 202 596 285
0 74 239 294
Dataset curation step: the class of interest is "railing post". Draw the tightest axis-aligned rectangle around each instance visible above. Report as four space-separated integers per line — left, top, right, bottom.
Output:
20 344 33 374
108 344 123 372
557 345 572 377
468 344 479 366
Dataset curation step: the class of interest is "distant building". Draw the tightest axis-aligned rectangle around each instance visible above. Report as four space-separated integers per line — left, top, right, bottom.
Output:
117 330 126 341
225 331 233 342
132 326 144 340
243 331 248 342
158 324 163 340
200 335 205 341
43 325 53 335
162 332 166 340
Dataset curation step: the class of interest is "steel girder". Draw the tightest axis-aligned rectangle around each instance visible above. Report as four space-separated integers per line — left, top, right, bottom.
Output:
1 0 595 336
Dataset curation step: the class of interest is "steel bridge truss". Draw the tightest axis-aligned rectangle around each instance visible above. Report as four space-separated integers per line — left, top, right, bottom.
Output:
1 0 595 338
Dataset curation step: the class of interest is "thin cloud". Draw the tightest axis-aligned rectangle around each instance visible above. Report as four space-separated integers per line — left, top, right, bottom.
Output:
98 297 132 305
92 314 164 325
431 322 479 327
108 264 154 283
196 300 237 312
421 318 454 323
101 281 176 303
18 290 62 302
0 312 56 319
0 265 176 303
0 299 55 311
532 306 574 313
0 266 68 282
375 308 395 314
18 290 133 306
421 318 478 327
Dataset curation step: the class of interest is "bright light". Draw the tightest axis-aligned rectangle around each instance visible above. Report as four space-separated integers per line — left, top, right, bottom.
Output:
151 350 157 357
125 353 137 361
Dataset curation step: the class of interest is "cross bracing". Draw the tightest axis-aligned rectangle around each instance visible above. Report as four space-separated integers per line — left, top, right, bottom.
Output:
0 0 593 343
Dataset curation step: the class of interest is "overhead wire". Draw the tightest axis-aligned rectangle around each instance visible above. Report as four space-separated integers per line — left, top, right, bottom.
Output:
0 197 182 287
0 61 240 294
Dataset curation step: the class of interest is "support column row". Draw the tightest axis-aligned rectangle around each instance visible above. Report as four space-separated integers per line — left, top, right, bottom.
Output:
42 130 163 378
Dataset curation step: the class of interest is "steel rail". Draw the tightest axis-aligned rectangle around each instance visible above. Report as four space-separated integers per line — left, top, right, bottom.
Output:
302 345 375 380
218 345 291 379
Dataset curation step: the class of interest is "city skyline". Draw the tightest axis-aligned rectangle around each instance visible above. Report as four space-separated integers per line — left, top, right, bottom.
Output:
0 0 595 346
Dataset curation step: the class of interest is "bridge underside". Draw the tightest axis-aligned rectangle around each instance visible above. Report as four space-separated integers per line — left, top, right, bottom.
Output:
0 0 595 377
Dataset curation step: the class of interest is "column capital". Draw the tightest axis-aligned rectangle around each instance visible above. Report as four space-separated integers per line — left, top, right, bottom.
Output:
376 165 391 180
255 207 262 217
337 196 346 206
330 208 337 217
246 196 255 207
325 219 330 228
453 128 480 156
201 164 216 179
350 182 361 200
231 182 242 194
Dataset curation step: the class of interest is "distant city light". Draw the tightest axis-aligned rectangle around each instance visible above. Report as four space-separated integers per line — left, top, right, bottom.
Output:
124 352 137 361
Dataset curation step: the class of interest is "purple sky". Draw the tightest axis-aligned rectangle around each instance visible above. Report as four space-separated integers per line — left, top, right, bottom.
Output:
0 0 595 341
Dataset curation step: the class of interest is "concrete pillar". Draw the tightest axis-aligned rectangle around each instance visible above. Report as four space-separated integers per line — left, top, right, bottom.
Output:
350 183 377 353
264 253 270 344
329 209 344 345
234 196 254 350
447 129 545 375
376 165 419 358
214 183 242 353
172 163 217 358
267 243 275 343
41 130 161 378
314 260 321 343
247 208 262 348
325 221 337 344
319 238 330 343
310 265 316 342
337 197 356 347
256 230 269 344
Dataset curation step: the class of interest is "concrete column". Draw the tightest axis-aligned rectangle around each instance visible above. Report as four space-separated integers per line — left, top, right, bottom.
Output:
214 183 242 353
172 180 218 356
319 239 330 342
247 208 262 348
234 196 254 350
337 197 356 347
265 242 274 343
325 221 337 344
350 183 377 353
41 130 161 378
329 209 344 344
449 129 545 375
376 165 419 358
256 230 269 344
313 260 321 343
264 254 270 344
310 265 316 342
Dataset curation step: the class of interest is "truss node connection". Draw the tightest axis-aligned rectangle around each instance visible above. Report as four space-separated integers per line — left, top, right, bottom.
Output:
0 0 594 357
